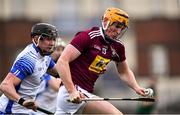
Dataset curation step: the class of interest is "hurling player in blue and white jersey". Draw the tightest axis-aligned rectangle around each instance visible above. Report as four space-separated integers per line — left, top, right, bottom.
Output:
0 23 59 114
33 41 65 115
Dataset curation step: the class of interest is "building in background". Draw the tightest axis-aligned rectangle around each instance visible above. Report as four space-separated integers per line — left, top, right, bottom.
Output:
0 0 180 113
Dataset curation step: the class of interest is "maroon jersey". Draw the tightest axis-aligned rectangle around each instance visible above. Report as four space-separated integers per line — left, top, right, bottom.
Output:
70 27 126 93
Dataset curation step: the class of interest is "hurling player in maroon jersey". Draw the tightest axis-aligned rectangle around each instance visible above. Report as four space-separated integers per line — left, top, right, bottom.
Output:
55 7 148 114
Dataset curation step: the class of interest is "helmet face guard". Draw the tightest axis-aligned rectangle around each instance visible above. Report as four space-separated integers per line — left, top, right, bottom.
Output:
102 7 129 42
113 26 128 42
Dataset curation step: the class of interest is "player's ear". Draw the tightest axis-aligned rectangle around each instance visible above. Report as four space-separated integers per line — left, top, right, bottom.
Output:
32 35 39 44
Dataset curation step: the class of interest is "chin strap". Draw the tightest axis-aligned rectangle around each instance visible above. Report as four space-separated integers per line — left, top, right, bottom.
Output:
101 28 114 43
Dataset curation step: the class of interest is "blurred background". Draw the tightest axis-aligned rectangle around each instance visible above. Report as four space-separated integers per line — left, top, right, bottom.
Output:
0 0 180 114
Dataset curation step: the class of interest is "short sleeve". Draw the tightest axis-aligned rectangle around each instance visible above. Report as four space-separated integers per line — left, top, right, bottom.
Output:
43 73 51 82
10 56 35 80
70 32 91 53
118 45 126 62
113 43 126 62
48 58 55 69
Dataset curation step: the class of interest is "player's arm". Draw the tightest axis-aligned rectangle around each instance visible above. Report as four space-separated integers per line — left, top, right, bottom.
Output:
48 76 61 92
55 32 90 103
47 58 59 77
0 72 21 102
47 67 59 77
0 56 37 111
0 73 37 111
55 44 85 103
116 60 146 96
55 44 81 93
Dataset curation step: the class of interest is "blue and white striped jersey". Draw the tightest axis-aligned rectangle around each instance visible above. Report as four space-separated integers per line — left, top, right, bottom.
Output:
35 74 58 115
0 43 55 114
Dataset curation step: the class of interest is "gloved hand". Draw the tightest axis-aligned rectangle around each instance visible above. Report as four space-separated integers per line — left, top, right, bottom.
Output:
18 98 37 111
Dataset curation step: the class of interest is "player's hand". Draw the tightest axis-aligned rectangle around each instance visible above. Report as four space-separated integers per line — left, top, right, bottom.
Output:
135 87 148 97
18 98 37 111
69 90 84 104
144 88 154 97
23 99 37 111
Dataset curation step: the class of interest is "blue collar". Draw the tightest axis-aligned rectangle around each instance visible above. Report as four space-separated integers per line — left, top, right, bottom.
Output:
32 43 51 56
32 43 40 53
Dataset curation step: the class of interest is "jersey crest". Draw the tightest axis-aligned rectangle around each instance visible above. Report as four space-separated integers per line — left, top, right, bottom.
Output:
89 55 110 73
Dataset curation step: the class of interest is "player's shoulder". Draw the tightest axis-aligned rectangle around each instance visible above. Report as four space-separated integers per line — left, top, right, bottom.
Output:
25 44 38 57
75 27 101 39
112 40 125 52
89 26 100 32
88 27 102 39
114 40 125 46
17 44 38 61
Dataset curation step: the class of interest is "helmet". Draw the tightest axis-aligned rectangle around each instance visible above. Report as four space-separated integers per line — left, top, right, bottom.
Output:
102 7 129 43
55 38 66 48
51 38 66 62
102 7 129 30
31 23 59 56
31 23 58 40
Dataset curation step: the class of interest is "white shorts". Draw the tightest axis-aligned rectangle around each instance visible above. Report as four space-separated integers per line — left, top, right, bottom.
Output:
55 85 96 115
